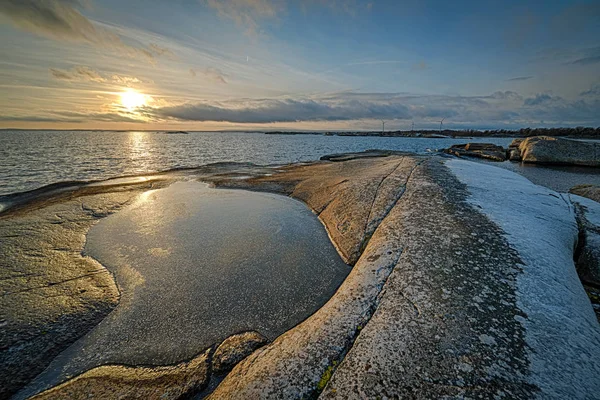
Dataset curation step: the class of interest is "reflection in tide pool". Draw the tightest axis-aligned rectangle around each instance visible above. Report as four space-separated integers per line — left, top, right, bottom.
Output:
17 181 350 399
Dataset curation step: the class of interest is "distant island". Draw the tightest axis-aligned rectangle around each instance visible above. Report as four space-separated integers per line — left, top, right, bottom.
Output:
265 127 600 139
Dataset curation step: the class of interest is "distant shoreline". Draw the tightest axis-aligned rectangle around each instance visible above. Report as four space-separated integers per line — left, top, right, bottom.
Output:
265 127 600 139
1 127 599 139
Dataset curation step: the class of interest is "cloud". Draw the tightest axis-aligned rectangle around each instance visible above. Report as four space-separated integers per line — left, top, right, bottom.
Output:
0 0 172 62
0 110 144 124
524 93 555 106
51 65 105 82
148 43 175 58
49 66 143 85
204 0 372 35
204 0 284 36
580 84 600 97
189 67 228 83
507 76 533 82
146 90 600 127
570 55 600 66
153 97 412 123
411 61 428 71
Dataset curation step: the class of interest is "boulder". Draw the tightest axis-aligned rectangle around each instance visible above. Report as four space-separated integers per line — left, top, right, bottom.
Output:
514 136 600 166
508 148 521 161
570 184 600 203
508 138 523 149
444 143 507 161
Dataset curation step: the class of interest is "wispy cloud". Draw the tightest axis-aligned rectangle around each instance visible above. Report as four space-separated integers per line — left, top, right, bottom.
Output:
507 76 533 81
570 55 600 66
189 67 228 84
0 0 172 62
346 60 404 66
204 0 372 36
0 110 144 124
49 66 144 85
204 0 284 36
411 61 428 71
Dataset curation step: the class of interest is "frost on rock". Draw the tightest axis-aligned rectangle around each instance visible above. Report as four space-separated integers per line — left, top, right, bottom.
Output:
447 159 600 399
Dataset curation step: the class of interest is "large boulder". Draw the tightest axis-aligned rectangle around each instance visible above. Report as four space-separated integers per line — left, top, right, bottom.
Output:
444 143 507 161
513 136 600 166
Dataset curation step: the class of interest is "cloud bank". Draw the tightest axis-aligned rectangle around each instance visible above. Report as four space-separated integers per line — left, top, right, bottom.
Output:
149 90 600 127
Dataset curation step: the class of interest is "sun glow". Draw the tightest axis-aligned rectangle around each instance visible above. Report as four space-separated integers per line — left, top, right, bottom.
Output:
120 89 147 111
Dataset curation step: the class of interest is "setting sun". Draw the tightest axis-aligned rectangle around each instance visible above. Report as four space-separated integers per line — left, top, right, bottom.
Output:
120 89 146 111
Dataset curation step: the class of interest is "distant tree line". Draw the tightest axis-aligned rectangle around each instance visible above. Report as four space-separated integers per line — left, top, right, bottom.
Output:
266 127 600 138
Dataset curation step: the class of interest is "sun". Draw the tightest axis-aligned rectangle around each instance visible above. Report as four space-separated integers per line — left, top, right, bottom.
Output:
120 89 147 111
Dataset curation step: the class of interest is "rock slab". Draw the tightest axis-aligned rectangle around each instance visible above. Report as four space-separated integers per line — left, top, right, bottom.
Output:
514 136 600 166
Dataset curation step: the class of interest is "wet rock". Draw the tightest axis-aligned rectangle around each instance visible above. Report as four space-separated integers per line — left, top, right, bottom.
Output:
31 349 211 400
212 332 268 374
514 136 600 166
0 192 144 398
570 184 600 203
444 143 507 161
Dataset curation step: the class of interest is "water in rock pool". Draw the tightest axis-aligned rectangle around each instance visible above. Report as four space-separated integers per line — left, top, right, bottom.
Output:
16 181 350 398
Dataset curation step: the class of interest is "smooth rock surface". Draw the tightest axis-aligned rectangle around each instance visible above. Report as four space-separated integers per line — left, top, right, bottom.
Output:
4 153 600 399
0 181 163 399
209 154 600 399
448 160 600 398
321 159 532 399
515 136 600 166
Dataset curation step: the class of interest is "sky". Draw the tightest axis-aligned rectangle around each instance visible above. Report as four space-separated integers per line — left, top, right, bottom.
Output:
0 0 599 131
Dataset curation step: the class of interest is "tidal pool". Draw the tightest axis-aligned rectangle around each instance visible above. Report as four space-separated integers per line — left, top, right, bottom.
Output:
19 181 349 398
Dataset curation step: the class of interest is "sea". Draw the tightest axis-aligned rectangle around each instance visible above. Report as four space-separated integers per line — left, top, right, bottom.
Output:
0 130 598 196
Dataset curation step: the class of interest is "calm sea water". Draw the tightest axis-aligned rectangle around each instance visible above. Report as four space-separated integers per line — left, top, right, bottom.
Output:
0 130 513 196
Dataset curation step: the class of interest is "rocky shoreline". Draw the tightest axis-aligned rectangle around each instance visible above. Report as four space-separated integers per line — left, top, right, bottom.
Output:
444 136 600 166
1 151 599 399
